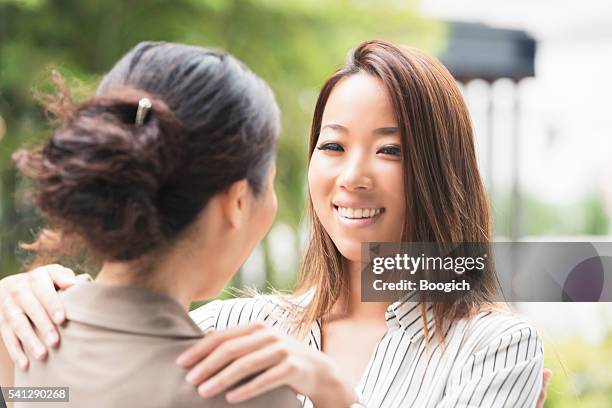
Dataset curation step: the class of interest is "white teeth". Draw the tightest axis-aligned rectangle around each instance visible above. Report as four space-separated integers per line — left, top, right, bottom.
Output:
336 206 382 219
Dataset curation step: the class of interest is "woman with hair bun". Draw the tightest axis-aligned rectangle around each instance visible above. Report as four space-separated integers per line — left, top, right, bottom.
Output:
0 42 356 407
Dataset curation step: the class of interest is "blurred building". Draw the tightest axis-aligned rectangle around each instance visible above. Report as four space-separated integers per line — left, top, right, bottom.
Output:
440 21 536 239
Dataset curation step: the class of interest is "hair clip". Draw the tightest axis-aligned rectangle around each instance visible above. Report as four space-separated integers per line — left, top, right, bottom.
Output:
135 97 152 127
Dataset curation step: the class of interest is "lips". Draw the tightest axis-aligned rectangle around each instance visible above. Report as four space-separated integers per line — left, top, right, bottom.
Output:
331 202 386 228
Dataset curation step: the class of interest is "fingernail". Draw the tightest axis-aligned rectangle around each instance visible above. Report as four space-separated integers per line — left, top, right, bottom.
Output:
176 354 189 367
33 345 46 360
45 331 58 347
18 356 28 370
53 311 65 324
77 273 91 282
198 380 217 398
185 370 198 385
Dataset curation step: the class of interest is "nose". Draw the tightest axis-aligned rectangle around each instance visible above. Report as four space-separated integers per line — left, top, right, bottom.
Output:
336 151 373 191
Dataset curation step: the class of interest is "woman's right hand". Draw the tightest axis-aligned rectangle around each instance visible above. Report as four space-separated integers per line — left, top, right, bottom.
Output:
0 265 77 370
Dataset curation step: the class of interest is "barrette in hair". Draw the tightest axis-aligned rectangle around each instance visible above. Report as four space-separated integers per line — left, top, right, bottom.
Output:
135 97 152 127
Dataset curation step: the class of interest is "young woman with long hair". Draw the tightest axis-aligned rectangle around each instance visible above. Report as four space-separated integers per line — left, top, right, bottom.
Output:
0 41 353 407
1 40 550 407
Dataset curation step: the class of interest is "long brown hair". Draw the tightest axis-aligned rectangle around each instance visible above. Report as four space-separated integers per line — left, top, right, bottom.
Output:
294 40 497 339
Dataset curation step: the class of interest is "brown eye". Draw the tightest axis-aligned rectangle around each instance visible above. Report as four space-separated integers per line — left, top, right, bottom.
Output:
377 145 401 156
317 143 344 152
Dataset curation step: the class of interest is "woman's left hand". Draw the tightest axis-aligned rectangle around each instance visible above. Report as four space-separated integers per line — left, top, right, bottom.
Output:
176 322 358 407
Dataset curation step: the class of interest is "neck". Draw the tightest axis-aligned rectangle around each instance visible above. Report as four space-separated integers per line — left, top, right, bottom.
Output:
331 258 390 320
96 252 193 310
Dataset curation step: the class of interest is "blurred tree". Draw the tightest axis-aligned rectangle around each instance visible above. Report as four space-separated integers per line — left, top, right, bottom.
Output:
491 191 609 238
543 329 612 407
0 0 442 280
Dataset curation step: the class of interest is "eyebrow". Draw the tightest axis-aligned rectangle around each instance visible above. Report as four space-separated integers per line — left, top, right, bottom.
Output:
321 123 399 136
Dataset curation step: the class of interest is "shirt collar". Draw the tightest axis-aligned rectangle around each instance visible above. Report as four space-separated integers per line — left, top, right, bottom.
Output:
385 295 434 343
278 287 434 344
61 281 203 339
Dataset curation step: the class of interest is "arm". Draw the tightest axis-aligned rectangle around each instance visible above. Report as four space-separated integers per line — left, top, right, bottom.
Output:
177 323 359 408
0 265 76 369
437 325 544 408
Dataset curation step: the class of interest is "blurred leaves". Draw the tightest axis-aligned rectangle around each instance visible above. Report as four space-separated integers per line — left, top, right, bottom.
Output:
492 191 609 237
0 0 441 277
544 329 612 407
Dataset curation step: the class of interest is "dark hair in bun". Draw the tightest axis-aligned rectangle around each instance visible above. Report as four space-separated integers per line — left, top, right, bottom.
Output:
14 42 280 264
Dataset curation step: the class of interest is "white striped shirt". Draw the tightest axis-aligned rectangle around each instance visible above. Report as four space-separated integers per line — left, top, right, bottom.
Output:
189 295 543 408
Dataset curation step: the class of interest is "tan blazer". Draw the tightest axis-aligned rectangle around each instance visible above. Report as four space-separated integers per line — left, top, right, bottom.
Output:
14 282 300 408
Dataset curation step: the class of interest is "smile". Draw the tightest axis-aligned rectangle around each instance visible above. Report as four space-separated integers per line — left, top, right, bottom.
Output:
335 206 384 219
332 204 385 228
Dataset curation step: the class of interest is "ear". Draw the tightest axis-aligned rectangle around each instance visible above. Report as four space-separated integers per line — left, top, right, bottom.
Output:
220 179 250 230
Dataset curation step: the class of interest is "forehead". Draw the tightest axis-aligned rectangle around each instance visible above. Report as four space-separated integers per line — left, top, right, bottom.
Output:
321 73 397 128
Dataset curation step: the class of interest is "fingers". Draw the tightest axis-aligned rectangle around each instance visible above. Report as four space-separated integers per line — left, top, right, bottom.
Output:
536 387 547 408
0 313 29 371
0 264 73 372
224 361 291 404
1 297 47 362
13 280 59 348
30 266 70 325
46 265 77 290
536 368 553 408
186 328 280 387
195 341 288 398
543 368 553 384
177 322 266 367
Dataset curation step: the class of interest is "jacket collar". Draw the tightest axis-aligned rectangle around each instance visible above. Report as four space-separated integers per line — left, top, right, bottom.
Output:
61 281 203 339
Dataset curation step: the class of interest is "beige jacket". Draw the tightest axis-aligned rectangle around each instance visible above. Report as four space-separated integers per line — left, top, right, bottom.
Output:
13 282 300 408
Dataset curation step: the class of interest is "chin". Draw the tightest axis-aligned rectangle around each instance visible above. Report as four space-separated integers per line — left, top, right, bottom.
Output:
333 240 362 263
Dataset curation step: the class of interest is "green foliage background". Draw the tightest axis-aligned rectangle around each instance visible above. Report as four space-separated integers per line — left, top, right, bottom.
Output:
0 0 442 278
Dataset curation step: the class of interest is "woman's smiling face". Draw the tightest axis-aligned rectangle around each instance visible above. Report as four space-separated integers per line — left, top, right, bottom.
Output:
308 72 406 262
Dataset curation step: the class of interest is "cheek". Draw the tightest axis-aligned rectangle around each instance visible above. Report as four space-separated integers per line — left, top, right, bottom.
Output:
263 188 278 231
252 186 277 243
307 156 334 218
269 190 278 224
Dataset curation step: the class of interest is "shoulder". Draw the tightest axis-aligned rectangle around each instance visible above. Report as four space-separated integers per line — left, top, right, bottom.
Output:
188 293 299 332
465 308 540 342
452 307 544 364
440 309 545 407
